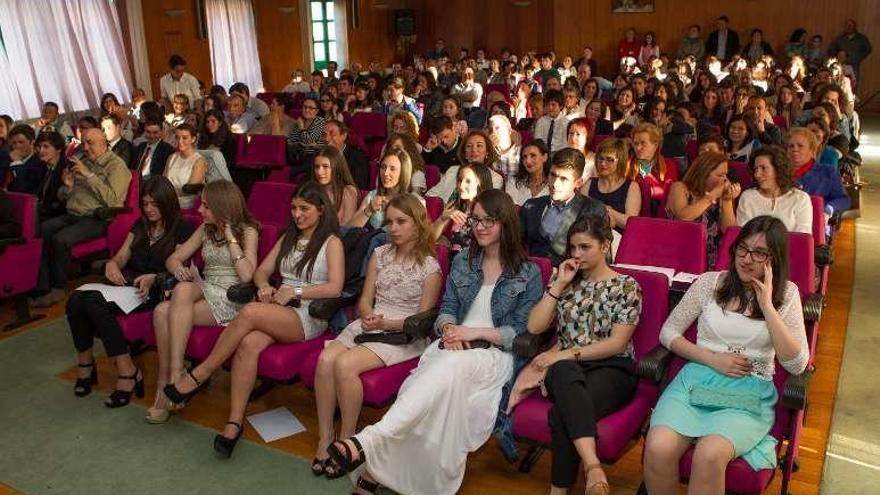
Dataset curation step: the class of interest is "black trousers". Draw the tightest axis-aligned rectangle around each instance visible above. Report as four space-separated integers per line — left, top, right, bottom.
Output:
38 213 107 290
544 358 638 488
66 290 131 357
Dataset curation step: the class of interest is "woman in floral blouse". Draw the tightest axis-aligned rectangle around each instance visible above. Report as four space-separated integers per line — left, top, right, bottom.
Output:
517 215 642 495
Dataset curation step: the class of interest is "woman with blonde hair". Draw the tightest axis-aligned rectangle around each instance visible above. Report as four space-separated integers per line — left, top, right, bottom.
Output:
311 146 359 224
312 194 443 477
387 110 420 146
627 123 679 200
148 180 260 423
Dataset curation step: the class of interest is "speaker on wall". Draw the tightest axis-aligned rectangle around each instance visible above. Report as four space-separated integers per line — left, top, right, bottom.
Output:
393 9 415 36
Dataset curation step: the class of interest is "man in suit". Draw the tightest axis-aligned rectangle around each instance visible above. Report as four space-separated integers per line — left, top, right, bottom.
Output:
101 114 133 168
2 125 46 194
34 131 68 220
324 119 370 190
131 121 174 178
520 148 605 266
705 15 741 62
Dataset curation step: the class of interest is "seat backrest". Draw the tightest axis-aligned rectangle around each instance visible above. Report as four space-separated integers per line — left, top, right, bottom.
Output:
617 217 708 274
233 133 248 161
6 192 38 239
424 165 440 190
589 134 611 152
368 158 378 189
528 256 553 285
614 267 669 361
810 195 826 245
258 223 281 261
247 182 296 227
685 139 699 164
108 177 141 253
772 115 788 130
350 112 388 140
347 133 367 154
715 227 815 296
520 129 533 147
240 135 287 165
728 161 753 190
256 92 275 105
425 196 443 222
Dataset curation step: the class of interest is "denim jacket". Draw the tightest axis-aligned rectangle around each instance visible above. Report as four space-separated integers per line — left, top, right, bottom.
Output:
433 247 543 352
432 247 544 462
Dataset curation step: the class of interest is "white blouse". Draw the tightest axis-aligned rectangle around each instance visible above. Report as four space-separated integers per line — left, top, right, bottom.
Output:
659 271 809 380
504 177 549 206
736 188 813 234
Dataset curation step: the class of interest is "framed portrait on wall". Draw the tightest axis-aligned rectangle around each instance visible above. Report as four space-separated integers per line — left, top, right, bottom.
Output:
612 0 655 13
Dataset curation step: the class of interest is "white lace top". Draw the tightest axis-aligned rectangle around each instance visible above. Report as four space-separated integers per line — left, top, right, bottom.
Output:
659 271 809 380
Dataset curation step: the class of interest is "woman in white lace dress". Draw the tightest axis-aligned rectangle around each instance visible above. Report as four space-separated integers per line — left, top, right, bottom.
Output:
312 194 443 478
643 216 809 494
162 182 345 457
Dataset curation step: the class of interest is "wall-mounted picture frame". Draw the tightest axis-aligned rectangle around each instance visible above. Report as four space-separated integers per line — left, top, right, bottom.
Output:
612 0 655 13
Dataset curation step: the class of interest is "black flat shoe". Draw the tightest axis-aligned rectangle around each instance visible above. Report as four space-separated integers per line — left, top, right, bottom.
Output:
105 369 145 408
213 421 243 458
327 437 366 474
74 361 98 397
163 369 208 405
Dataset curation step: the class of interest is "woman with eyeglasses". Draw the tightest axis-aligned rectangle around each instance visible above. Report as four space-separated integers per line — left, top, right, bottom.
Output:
286 96 327 174
581 137 640 231
326 189 543 495
644 215 808 494
318 91 341 121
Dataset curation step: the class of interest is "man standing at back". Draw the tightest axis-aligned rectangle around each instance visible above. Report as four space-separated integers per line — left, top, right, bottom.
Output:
829 19 872 81
705 15 740 63
160 54 201 109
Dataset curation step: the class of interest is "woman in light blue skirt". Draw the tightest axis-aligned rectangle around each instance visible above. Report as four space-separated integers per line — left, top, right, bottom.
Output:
643 216 809 494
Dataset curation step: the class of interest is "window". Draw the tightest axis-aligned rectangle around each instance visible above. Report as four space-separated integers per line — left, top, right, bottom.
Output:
310 0 336 71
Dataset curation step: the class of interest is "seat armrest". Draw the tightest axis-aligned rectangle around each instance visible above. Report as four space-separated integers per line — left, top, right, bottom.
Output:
93 206 132 221
802 293 824 323
815 244 834 267
403 309 439 340
636 344 674 383
155 272 178 299
513 331 554 360
227 282 257 304
181 184 205 195
782 369 813 410
0 237 25 255
307 277 364 319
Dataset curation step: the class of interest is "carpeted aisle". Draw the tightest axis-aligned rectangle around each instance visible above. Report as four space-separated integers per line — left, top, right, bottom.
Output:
0 318 348 495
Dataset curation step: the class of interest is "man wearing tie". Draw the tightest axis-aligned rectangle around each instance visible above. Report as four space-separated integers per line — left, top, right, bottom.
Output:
131 121 173 178
532 89 569 155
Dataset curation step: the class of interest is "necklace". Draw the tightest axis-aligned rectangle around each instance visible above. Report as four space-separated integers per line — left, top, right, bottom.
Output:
294 239 309 253
148 227 164 244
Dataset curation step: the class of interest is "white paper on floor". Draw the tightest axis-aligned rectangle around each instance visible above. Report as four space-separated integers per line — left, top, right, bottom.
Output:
247 407 306 442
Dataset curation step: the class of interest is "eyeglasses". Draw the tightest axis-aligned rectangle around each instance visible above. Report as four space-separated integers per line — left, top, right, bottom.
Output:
735 243 771 263
467 215 498 229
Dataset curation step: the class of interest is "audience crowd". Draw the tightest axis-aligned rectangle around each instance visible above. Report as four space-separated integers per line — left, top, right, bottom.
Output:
0 13 865 495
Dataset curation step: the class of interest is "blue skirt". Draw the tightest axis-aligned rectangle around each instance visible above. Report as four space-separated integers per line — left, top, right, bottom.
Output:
650 362 779 470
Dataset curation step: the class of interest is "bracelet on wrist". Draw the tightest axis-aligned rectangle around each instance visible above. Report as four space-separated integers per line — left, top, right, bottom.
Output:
545 289 561 300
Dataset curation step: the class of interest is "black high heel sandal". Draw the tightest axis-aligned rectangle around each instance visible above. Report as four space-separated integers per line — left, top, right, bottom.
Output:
213 421 243 458
327 437 366 474
352 476 380 495
105 368 145 408
163 369 209 405
74 361 98 397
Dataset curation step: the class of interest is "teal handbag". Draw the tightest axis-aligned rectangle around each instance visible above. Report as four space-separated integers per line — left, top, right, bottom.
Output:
689 385 763 415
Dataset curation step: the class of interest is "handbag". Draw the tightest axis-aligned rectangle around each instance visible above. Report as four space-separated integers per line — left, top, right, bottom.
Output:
688 384 763 415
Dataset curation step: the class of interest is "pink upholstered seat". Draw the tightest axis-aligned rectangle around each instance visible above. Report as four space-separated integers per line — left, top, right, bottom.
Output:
728 161 753 190
0 193 44 330
349 112 388 142
511 268 669 466
617 217 708 275
247 181 296 229
71 177 140 260
424 165 440 190
235 134 287 170
715 227 815 296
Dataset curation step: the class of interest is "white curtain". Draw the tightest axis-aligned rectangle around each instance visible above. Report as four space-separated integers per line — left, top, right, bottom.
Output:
0 0 133 119
206 0 264 93
125 0 153 100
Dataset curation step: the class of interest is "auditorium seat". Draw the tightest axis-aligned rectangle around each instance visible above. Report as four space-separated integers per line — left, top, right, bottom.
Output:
0 193 45 330
70 176 140 263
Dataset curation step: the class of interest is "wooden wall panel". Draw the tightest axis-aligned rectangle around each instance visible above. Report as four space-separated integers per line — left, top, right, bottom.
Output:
141 0 212 98
253 0 306 91
347 0 410 67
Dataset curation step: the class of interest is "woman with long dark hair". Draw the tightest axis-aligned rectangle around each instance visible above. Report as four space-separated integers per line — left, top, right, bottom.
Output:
199 109 237 169
506 139 549 206
163 182 344 456
644 216 808 494
312 146 359 224
432 162 493 254
66 176 193 407
327 189 543 495
148 180 260 423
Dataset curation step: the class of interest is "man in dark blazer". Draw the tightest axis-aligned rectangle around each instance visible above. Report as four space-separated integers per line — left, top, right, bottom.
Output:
101 113 134 167
131 121 174 178
520 149 606 266
705 15 741 63
3 125 46 194
324 119 370 190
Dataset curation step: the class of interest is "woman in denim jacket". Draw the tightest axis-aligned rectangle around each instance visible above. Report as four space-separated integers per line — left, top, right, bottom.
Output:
327 189 543 495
